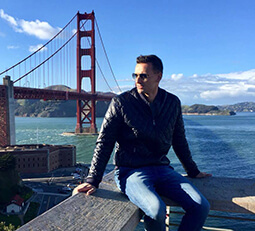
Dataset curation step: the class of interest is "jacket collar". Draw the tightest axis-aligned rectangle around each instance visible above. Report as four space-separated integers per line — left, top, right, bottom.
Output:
130 87 164 103
130 87 166 117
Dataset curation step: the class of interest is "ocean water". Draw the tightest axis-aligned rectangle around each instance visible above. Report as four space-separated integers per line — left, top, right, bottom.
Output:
15 112 255 230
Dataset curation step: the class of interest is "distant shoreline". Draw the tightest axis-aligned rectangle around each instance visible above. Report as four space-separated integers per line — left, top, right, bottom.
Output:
182 112 235 116
15 100 254 118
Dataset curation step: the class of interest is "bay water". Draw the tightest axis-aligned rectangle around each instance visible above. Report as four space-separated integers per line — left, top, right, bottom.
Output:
15 112 255 230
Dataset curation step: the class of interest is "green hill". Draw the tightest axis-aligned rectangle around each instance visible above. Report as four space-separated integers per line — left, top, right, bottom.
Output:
218 102 255 112
182 104 236 115
15 85 113 117
15 99 110 117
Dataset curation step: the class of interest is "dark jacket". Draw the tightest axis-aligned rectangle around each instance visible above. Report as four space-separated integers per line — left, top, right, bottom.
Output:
87 87 200 187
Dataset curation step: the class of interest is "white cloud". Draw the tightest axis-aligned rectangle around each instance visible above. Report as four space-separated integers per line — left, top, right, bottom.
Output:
0 9 17 27
19 19 61 40
0 9 61 40
159 69 255 105
249 77 255 84
171 73 183 81
203 80 229 84
7 45 19 49
217 69 255 80
29 44 47 53
200 79 255 101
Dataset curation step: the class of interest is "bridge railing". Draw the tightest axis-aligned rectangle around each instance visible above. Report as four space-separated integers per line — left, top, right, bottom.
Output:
17 170 255 231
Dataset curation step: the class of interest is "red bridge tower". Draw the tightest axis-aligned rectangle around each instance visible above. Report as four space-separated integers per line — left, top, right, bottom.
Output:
75 11 97 134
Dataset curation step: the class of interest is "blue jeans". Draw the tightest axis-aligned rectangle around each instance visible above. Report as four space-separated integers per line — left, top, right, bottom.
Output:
114 165 210 231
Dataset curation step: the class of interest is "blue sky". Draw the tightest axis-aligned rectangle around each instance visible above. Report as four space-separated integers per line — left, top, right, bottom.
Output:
0 0 255 105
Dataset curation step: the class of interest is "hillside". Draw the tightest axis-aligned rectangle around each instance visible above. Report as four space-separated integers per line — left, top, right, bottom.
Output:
16 101 239 117
182 104 236 115
15 85 113 118
218 102 255 112
15 100 110 117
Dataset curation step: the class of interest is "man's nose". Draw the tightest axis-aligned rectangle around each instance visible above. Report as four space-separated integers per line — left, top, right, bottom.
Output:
136 75 143 83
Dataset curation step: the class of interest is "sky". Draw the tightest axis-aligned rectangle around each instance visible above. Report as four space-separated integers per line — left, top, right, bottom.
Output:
0 0 255 105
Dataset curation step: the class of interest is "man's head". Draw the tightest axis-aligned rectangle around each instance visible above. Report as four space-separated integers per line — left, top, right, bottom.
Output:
136 55 163 74
133 55 163 102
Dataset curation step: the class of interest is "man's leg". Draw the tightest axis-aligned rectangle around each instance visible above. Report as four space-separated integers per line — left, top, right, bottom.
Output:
115 167 166 231
155 166 210 231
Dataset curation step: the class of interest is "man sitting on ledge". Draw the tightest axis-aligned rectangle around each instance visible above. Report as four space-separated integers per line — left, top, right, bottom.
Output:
77 54 212 231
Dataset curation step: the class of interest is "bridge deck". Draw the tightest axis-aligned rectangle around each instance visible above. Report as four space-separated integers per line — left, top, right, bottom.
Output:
0 84 114 101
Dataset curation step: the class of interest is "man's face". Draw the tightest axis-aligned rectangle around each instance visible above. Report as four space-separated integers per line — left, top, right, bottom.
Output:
134 63 162 96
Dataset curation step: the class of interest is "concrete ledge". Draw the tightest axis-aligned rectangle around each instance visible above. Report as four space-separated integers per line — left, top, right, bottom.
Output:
163 176 255 214
17 171 255 231
103 171 255 214
17 173 141 231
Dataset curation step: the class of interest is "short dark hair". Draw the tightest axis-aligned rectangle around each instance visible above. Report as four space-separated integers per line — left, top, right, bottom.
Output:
136 55 163 73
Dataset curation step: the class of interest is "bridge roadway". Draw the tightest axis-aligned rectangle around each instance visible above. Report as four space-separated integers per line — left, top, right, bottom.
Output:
0 84 113 101
12 86 113 101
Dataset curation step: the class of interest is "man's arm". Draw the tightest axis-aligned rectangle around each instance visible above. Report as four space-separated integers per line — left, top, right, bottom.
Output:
78 97 123 194
172 100 209 178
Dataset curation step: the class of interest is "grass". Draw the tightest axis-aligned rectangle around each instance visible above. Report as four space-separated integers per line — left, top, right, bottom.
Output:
19 186 33 201
23 202 40 224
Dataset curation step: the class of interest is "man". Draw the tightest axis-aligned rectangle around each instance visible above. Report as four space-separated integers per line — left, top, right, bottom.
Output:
77 55 212 231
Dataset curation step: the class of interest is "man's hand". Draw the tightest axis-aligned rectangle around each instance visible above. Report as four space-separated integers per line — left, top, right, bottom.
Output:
72 183 96 196
195 172 212 178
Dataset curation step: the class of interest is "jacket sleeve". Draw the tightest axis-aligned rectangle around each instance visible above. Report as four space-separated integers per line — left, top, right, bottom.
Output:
86 97 122 188
172 100 200 178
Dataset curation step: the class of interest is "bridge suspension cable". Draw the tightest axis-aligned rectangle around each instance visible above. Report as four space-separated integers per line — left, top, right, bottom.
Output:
14 14 92 85
0 13 78 89
96 60 113 92
0 13 77 77
13 31 77 84
95 17 122 93
80 22 113 92
1 11 121 94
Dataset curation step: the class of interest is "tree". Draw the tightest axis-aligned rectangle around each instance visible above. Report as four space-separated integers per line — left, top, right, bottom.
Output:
0 153 16 172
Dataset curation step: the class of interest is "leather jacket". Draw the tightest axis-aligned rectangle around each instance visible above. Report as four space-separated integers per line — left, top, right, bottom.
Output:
87 87 200 187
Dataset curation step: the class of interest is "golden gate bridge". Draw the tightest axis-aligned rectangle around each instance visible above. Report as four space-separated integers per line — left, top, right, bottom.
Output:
0 11 122 146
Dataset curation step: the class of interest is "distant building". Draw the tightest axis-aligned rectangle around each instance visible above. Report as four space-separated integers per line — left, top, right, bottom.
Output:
6 194 24 214
0 144 76 174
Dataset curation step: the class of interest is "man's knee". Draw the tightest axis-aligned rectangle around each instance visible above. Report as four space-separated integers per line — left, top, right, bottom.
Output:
180 182 210 215
147 202 166 221
191 197 210 218
200 197 210 215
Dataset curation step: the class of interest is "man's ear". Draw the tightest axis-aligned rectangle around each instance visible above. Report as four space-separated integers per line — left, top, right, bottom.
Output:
157 72 162 83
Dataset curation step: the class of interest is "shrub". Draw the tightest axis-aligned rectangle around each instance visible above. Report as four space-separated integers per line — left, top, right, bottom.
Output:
0 222 16 231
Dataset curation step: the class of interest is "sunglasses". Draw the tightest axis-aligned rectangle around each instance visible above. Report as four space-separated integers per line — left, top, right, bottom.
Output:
132 73 149 80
